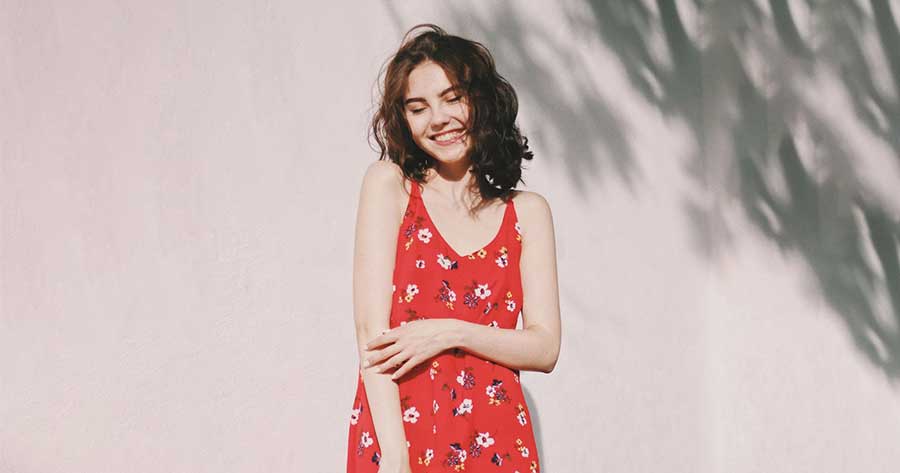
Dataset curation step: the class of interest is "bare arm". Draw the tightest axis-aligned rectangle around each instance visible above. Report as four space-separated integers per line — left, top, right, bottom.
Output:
352 161 409 464
449 191 561 373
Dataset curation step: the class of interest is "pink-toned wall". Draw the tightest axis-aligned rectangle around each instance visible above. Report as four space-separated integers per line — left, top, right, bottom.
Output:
2 1 898 472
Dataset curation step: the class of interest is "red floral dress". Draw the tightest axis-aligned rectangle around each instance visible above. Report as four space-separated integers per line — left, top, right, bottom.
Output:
346 179 540 472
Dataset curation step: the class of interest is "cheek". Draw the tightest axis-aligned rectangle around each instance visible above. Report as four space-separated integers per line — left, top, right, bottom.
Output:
459 102 471 120
406 117 429 141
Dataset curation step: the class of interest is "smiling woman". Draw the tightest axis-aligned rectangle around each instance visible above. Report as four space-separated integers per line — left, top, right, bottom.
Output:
369 25 534 207
347 24 561 473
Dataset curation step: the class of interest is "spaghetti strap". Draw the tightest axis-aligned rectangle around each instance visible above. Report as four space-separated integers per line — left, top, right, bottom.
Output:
399 178 420 225
506 193 518 233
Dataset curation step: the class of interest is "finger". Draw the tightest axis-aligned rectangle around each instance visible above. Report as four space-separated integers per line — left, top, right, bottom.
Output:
365 328 395 350
391 354 422 380
377 350 410 374
364 330 387 350
366 343 404 369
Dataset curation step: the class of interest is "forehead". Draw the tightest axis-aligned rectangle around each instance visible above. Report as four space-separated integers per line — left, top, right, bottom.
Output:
405 62 455 97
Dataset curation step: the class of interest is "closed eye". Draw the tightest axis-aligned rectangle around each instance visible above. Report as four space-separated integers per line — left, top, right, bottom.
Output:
409 96 462 115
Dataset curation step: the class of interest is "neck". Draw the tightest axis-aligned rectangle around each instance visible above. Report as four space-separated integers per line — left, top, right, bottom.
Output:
426 161 480 208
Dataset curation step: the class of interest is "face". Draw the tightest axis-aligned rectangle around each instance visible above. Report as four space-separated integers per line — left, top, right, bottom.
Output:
403 61 472 166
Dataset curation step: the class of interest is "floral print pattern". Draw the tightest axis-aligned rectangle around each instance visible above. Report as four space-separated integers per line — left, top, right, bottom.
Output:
347 180 539 472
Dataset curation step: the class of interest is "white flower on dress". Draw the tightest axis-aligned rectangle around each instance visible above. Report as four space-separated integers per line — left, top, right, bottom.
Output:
521 446 529 457
495 253 508 268
437 253 454 269
403 406 420 423
488 320 499 328
506 299 516 312
449 289 457 302
456 369 476 388
515 221 521 234
361 431 374 448
474 283 491 299
476 431 495 448
425 448 434 461
406 284 419 296
418 228 433 243
517 410 527 426
349 405 361 425
433 399 439 414
455 398 473 416
415 259 425 268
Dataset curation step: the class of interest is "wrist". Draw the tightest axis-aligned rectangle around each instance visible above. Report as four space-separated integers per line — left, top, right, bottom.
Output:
443 319 468 350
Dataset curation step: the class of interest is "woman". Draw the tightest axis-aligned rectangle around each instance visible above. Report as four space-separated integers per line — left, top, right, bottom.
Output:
347 24 561 473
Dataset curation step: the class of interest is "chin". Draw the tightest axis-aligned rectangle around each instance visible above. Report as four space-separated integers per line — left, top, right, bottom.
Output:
431 152 471 165
428 146 473 163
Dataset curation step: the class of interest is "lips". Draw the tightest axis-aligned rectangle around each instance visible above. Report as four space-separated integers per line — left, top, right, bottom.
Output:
430 129 466 144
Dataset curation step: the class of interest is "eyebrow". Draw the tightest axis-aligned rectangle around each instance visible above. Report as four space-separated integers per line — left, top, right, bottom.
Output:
403 86 461 106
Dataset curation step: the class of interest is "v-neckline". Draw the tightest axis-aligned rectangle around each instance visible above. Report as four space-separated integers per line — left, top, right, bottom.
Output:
415 181 511 259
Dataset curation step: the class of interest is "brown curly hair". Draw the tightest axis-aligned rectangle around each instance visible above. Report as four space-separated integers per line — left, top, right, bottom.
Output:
369 23 534 209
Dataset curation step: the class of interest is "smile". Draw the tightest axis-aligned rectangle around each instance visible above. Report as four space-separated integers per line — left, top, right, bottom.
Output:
431 130 466 146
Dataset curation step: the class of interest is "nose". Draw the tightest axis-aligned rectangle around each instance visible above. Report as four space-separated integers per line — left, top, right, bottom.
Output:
429 103 453 131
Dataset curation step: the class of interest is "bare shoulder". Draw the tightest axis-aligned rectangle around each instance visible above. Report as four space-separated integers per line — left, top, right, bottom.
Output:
362 159 404 190
359 160 408 219
510 190 554 240
510 189 551 210
361 160 406 199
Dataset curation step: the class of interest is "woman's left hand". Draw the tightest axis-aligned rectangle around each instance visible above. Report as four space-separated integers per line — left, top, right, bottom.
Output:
364 319 461 380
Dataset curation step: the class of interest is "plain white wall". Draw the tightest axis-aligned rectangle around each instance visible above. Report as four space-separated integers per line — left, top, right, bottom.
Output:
2 1 899 472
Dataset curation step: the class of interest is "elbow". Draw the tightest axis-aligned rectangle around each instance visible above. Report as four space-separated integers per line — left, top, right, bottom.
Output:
539 350 559 373
540 358 558 374
530 325 560 373
540 342 560 373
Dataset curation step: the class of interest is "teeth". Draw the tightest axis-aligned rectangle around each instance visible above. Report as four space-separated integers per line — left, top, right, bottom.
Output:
434 131 463 143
